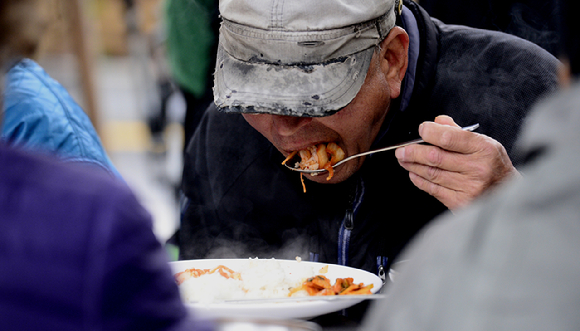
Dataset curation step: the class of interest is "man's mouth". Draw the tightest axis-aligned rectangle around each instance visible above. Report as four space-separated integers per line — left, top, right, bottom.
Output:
281 142 346 192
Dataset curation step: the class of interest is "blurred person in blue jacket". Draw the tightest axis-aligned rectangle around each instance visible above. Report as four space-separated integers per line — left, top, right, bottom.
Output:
2 58 121 179
0 0 213 330
362 0 580 329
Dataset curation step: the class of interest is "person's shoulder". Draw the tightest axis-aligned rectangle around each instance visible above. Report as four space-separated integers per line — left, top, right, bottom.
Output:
4 58 84 114
433 19 558 66
195 103 270 155
3 58 77 127
431 19 559 96
0 142 131 204
195 104 275 173
515 82 580 161
184 104 277 198
0 143 145 247
2 58 120 177
5 58 54 95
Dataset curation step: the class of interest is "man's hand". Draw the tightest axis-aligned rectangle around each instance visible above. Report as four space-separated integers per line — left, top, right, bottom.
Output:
395 115 519 210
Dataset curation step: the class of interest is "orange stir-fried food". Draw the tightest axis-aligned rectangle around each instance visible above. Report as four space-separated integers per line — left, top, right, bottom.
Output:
282 142 346 192
175 265 373 299
288 275 374 296
174 265 241 285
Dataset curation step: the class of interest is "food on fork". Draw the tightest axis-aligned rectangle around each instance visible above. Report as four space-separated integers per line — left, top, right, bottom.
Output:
282 142 346 192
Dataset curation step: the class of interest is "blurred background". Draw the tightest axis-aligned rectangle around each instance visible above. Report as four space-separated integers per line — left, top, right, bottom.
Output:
33 0 183 245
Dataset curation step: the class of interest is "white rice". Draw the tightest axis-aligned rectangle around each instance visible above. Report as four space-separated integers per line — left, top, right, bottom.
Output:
178 258 319 304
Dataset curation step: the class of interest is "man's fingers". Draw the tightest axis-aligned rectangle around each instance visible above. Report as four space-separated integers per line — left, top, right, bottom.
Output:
395 144 479 173
398 159 471 192
433 115 459 127
407 171 475 210
398 116 517 210
408 172 461 209
419 121 482 154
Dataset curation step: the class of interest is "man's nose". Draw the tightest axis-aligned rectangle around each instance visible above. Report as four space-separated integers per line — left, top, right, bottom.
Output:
271 115 312 136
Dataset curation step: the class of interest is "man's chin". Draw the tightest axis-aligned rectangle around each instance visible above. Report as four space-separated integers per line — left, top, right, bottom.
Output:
304 168 353 184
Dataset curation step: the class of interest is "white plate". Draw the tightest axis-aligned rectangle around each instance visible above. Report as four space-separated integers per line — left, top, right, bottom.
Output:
170 259 383 320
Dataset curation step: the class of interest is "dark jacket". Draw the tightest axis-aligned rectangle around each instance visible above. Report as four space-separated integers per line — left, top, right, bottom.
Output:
0 143 212 330
179 1 559 277
363 82 580 331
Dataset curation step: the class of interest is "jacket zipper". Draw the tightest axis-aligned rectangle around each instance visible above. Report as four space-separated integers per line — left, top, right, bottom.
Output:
377 256 388 284
338 179 364 266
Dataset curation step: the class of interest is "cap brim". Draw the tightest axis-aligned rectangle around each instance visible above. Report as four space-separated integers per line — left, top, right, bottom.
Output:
213 44 375 117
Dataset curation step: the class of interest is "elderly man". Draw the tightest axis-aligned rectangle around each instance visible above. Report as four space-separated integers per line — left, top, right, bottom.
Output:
179 0 558 276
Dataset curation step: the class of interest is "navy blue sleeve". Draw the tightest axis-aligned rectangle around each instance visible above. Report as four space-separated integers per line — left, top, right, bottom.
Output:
93 187 209 331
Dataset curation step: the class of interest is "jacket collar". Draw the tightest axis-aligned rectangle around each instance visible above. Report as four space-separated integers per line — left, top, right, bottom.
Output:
402 0 440 114
399 5 420 113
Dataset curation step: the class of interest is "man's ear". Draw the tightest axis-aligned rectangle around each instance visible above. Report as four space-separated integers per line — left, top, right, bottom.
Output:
378 27 409 99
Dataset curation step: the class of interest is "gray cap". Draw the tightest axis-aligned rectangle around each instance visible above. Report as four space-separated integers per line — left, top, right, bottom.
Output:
213 0 397 117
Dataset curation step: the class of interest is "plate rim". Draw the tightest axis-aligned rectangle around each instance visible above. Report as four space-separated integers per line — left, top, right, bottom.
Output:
170 258 383 320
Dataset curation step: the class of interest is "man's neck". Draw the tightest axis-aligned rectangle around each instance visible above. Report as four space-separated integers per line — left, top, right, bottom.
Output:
370 4 421 150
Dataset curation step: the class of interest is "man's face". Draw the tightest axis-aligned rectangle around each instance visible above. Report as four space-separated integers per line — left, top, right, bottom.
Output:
242 51 393 183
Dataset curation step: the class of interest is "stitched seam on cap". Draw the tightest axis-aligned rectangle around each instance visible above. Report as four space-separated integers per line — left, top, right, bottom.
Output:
223 17 382 41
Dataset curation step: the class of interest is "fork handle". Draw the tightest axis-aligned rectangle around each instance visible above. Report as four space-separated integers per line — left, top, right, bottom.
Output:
339 138 424 164
337 123 480 165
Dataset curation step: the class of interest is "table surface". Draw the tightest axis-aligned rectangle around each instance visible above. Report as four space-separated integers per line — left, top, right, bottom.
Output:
309 301 372 331
311 313 360 330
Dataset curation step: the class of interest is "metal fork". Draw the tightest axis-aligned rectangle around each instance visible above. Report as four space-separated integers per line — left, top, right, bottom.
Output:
284 123 480 174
